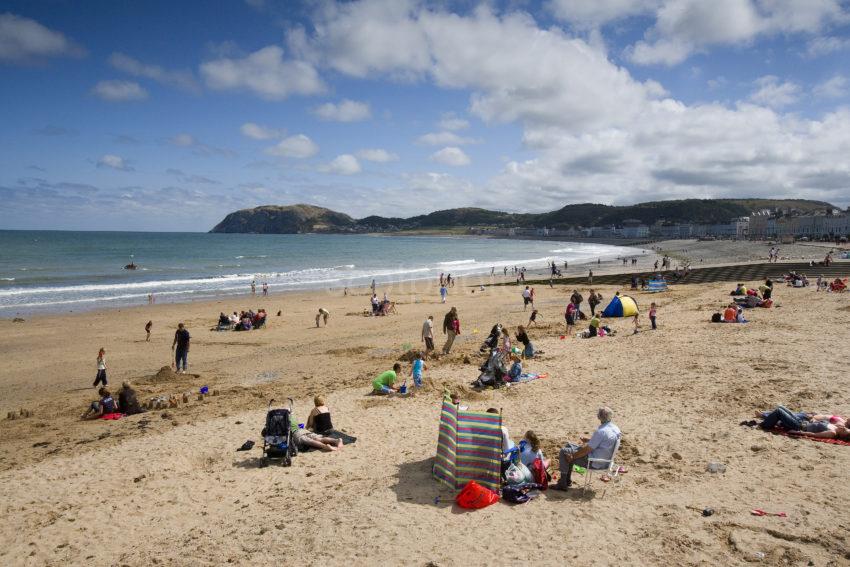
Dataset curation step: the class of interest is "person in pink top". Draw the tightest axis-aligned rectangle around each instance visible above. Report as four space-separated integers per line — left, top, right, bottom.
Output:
565 301 578 336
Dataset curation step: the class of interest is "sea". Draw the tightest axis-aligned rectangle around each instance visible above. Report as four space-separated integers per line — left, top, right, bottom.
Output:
0 231 645 315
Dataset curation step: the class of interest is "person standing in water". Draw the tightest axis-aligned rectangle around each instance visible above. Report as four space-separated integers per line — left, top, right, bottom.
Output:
250 280 256 295
145 320 152 342
93 348 108 387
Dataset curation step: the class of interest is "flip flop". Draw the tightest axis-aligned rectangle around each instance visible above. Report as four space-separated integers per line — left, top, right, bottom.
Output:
751 509 786 517
236 440 255 451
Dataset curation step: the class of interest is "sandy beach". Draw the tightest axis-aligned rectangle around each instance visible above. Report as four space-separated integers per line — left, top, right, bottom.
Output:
1 239 849 566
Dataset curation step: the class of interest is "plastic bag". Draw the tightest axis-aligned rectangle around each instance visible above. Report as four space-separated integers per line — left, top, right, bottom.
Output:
455 480 500 509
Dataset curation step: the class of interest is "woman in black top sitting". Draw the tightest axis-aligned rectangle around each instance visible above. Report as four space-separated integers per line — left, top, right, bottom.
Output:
514 325 534 359
306 395 334 433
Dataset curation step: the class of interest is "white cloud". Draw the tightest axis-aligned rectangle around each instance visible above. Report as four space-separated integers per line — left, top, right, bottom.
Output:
96 154 132 171
240 122 282 140
0 13 85 63
813 74 848 99
356 148 399 162
108 52 199 92
200 45 325 100
91 80 148 101
313 99 371 122
321 154 361 174
430 147 470 166
749 76 801 108
417 131 476 145
627 0 848 66
265 134 319 158
805 36 850 57
438 113 470 131
276 1 850 212
167 133 235 157
547 0 660 28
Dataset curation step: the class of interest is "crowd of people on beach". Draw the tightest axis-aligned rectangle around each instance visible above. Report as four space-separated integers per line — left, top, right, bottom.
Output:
75 242 850 516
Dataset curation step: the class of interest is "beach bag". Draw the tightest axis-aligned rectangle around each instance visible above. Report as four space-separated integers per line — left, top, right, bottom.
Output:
456 480 500 509
530 458 549 490
505 462 533 485
501 483 540 504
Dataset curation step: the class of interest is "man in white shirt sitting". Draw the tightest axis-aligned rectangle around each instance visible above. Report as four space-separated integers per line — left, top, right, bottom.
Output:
553 407 621 490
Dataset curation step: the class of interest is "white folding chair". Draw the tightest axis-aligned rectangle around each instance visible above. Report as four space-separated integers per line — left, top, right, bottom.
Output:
583 437 621 498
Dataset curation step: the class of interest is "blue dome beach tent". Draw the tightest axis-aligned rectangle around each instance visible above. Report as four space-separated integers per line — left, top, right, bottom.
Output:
601 294 639 317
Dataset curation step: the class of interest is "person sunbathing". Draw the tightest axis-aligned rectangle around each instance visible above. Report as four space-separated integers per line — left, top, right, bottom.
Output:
82 388 117 419
290 420 343 452
788 424 850 441
306 395 334 433
757 406 845 435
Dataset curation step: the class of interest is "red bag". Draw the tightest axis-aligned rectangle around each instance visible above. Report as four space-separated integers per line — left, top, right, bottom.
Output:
531 458 549 491
455 480 500 509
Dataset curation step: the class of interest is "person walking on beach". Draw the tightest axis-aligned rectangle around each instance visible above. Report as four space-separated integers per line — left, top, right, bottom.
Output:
316 308 330 327
262 282 268 296
421 315 435 358
440 284 448 303
528 309 540 328
371 279 376 294
588 290 600 316
649 302 657 330
410 352 427 388
145 320 152 342
522 286 532 310
588 269 593 284
172 323 190 374
371 293 379 315
442 307 460 354
93 348 108 387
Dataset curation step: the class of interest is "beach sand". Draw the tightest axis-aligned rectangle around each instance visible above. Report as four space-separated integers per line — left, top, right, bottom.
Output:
1 240 849 566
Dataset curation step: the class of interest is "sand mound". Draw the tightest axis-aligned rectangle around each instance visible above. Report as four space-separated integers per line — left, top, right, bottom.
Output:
143 366 201 383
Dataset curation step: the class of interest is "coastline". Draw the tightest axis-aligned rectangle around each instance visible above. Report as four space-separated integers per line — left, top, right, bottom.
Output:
0 238 849 564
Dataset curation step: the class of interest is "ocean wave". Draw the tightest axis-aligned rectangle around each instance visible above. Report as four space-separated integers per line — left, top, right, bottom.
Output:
437 259 476 266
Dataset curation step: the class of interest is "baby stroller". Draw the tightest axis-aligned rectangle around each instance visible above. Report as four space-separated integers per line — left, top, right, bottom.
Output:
472 349 507 389
261 398 297 467
479 324 502 353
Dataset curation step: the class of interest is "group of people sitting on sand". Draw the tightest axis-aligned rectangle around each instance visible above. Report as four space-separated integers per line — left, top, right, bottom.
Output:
727 279 774 309
82 382 144 420
784 271 809 287
749 406 850 441
217 309 267 331
816 276 847 292
486 404 621 491
370 293 397 316
470 323 541 388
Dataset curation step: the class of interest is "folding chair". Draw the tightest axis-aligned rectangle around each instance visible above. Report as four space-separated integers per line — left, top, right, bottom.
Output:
583 437 621 498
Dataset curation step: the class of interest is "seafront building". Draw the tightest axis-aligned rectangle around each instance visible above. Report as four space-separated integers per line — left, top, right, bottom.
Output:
468 209 850 241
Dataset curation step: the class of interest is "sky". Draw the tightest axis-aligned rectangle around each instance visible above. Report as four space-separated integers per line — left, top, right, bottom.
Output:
1 0 849 231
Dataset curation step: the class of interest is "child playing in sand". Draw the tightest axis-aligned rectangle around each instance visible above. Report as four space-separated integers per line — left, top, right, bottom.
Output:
633 313 640 334
519 430 550 469
649 302 657 330
410 352 427 388
145 320 152 342
507 353 522 381
528 309 539 327
372 363 402 394
316 307 330 327
93 348 108 387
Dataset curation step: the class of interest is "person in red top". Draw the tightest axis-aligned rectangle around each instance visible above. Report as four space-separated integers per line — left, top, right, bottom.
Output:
442 307 461 354
565 301 577 336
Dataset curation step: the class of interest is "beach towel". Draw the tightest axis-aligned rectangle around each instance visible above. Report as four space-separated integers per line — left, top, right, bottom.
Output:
766 428 850 446
101 413 124 420
433 396 503 492
509 372 548 384
298 429 357 452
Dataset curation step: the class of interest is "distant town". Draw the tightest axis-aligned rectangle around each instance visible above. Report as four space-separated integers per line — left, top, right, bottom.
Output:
469 207 850 242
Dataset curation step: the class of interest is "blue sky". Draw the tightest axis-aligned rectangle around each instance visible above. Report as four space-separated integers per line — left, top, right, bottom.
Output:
1 0 849 231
